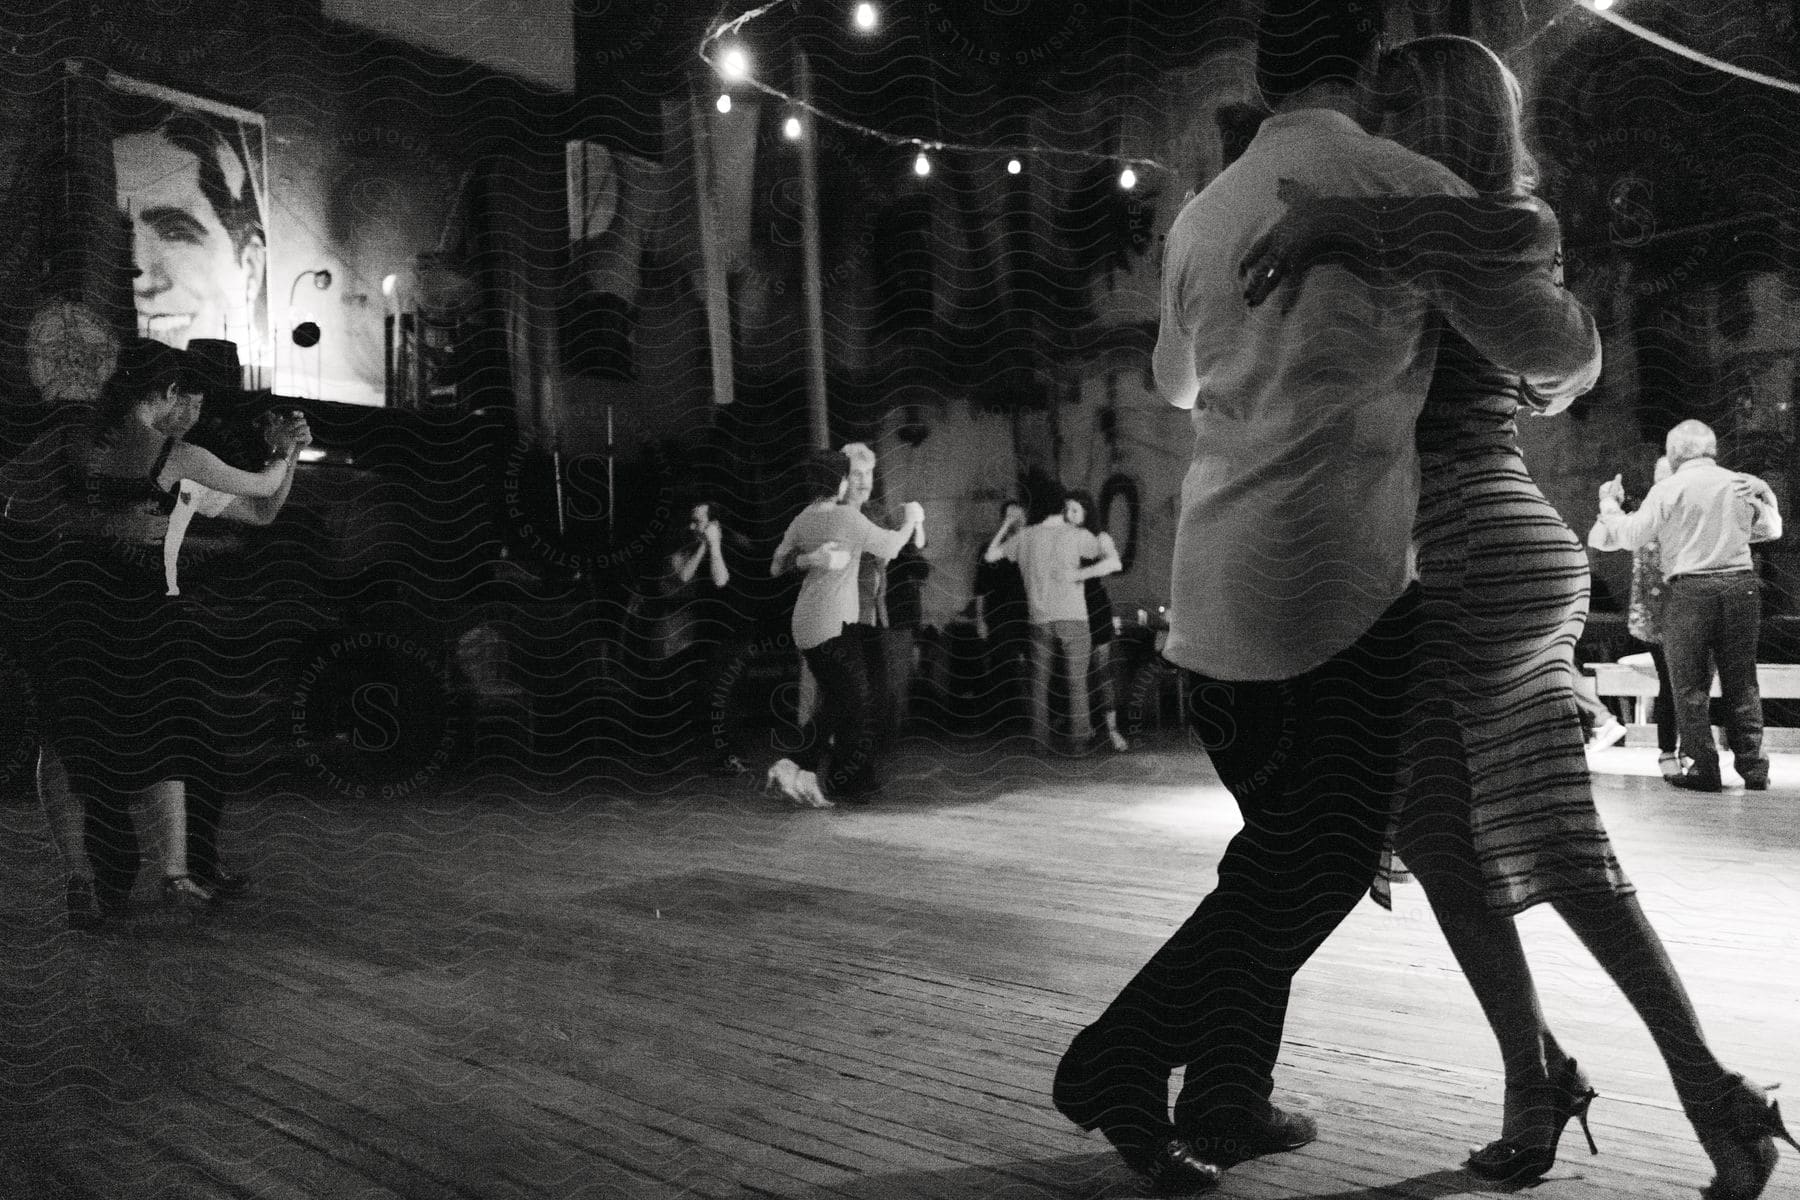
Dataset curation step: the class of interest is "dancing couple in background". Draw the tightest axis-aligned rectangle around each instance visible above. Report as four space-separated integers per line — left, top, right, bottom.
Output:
2 337 309 927
983 479 1128 755
768 449 923 807
1051 4 1792 1197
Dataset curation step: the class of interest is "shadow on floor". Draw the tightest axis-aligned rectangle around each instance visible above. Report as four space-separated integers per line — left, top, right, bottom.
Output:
727 1157 1507 1200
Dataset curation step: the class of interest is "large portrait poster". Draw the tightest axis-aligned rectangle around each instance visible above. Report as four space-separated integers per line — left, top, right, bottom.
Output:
102 72 270 386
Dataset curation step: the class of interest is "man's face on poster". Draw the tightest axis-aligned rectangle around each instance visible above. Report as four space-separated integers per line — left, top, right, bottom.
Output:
113 127 263 350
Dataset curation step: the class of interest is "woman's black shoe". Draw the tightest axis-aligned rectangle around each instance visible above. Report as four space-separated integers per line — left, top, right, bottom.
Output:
1691 1077 1796 1200
1467 1055 1599 1183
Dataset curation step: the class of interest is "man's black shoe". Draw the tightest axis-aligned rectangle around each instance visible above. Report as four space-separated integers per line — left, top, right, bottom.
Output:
1053 1032 1220 1190
1133 1139 1223 1194
1669 770 1723 793
1179 1104 1318 1167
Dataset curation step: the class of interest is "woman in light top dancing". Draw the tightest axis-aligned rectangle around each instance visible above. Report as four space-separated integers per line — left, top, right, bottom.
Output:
769 450 921 804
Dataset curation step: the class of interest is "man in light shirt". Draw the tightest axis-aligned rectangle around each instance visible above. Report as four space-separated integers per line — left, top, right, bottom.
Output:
1051 1 1602 1189
1589 420 1781 791
984 480 1102 752
842 442 927 746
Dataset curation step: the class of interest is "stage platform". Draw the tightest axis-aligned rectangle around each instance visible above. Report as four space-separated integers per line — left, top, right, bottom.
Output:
3 737 1796 1199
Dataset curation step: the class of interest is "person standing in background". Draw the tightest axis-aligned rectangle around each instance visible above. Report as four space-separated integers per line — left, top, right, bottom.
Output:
1589 420 1781 791
1063 489 1128 753
882 529 931 746
634 498 749 773
1587 455 1680 778
973 500 1031 732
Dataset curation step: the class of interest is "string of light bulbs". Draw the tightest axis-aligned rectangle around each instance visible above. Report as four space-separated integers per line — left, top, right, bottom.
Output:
697 0 1171 185
700 0 1800 184
1581 0 1800 96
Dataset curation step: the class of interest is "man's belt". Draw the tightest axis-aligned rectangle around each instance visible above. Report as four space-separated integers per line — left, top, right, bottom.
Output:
1668 568 1756 582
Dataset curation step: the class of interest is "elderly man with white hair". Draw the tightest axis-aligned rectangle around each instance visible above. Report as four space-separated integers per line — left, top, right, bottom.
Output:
1590 420 1782 791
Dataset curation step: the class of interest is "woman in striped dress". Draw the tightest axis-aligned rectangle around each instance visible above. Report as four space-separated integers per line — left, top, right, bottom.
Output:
1254 34 1790 1200
1405 321 1628 917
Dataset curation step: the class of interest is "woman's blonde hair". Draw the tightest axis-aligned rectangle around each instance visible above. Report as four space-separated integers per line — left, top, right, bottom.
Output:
1378 35 1538 198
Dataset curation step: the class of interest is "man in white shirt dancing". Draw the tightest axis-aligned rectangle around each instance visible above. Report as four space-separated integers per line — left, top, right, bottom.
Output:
1050 1 1603 1189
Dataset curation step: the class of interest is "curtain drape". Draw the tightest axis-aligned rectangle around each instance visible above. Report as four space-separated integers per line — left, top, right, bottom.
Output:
468 148 566 445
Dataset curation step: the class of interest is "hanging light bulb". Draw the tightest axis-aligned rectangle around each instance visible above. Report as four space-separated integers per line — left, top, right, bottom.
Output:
1592 0 1615 9
913 151 932 177
1119 166 1138 190
853 3 878 31
720 45 750 79
1006 158 1022 175
784 115 804 140
716 93 732 114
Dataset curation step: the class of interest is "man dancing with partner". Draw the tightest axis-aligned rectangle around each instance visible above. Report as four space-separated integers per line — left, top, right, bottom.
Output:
1050 2 1605 1190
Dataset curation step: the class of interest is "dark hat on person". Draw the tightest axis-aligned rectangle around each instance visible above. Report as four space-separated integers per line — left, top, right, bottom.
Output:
99 338 201 412
114 335 191 384
185 338 245 396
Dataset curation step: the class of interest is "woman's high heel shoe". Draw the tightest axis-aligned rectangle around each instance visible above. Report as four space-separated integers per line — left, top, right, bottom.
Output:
1692 1078 1797 1200
1467 1055 1600 1184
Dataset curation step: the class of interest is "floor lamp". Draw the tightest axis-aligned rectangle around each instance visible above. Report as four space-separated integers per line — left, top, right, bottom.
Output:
286 268 332 398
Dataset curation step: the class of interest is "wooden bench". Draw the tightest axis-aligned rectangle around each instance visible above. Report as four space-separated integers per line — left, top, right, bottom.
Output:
1586 659 1800 724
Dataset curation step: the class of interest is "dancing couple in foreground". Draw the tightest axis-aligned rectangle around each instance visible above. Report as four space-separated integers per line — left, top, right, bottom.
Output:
1050 4 1792 1197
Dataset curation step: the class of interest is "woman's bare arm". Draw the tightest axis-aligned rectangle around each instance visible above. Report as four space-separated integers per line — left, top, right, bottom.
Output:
163 441 292 499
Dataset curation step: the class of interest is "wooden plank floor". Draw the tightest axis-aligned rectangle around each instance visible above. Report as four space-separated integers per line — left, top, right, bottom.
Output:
2 736 1797 1200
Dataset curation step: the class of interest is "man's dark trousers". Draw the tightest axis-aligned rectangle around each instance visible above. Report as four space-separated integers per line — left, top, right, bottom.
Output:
1662 571 1765 781
1063 588 1418 1140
